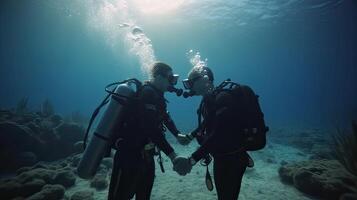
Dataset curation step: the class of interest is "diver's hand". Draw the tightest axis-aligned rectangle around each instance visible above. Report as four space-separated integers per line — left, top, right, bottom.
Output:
168 152 192 175
176 133 192 146
172 157 192 176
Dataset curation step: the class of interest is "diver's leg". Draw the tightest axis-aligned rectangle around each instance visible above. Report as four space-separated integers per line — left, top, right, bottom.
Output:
108 153 140 200
135 155 155 200
213 155 247 200
232 157 247 200
108 152 123 200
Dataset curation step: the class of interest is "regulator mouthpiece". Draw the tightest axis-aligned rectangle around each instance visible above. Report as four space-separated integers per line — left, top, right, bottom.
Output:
183 90 196 98
168 86 183 96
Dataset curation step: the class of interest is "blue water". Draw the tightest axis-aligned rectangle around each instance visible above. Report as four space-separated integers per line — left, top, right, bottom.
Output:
1 0 356 130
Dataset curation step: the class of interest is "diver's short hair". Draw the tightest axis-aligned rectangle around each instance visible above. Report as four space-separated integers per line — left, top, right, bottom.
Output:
151 62 172 78
188 66 214 82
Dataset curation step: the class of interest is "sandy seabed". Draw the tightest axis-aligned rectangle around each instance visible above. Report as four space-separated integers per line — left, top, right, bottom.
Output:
66 141 315 200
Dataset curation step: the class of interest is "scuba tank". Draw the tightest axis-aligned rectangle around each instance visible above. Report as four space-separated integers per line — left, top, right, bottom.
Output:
77 79 141 179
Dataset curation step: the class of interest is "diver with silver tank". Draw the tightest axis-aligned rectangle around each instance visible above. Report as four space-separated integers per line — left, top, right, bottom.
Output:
77 62 192 200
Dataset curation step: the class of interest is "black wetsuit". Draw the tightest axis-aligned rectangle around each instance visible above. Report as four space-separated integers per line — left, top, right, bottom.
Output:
191 86 262 200
108 83 175 200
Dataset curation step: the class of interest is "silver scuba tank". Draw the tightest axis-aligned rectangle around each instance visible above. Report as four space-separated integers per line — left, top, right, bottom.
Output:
77 82 136 179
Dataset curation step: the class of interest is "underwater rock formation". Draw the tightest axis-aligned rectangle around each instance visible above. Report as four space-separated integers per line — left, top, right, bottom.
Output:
279 159 357 200
53 170 76 188
53 122 85 158
340 193 357 200
333 120 357 176
0 108 85 171
26 184 65 200
90 174 108 190
0 153 112 199
0 167 70 200
70 189 95 200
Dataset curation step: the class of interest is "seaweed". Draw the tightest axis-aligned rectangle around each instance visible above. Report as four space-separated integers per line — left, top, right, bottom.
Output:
41 99 54 117
16 96 29 114
332 120 357 176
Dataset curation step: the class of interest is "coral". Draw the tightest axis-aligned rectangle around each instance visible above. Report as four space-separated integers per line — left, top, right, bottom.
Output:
333 120 357 176
53 170 76 188
26 184 65 200
71 190 94 200
16 97 29 114
41 99 54 117
279 159 357 200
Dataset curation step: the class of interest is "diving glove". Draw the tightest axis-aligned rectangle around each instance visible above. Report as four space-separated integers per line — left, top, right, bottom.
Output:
168 152 192 176
176 133 192 145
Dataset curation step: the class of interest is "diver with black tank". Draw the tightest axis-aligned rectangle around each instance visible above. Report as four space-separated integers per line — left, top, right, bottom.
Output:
180 65 268 200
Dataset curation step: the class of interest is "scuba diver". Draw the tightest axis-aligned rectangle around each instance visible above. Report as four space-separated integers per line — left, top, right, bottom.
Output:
105 62 192 200
180 66 268 200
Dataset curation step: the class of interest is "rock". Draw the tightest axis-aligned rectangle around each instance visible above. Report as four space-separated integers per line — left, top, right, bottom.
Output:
53 123 84 157
53 170 76 188
38 128 58 142
18 178 46 197
0 121 39 150
60 161 69 168
96 164 109 175
0 121 43 170
279 159 357 200
16 114 35 124
39 119 56 130
54 123 84 143
70 154 82 167
16 166 32 175
0 109 14 118
26 122 41 133
0 167 73 199
73 141 84 154
340 193 357 200
16 152 38 167
27 184 65 200
31 163 49 170
70 190 94 200
0 179 22 199
49 114 63 127
17 168 56 184
101 158 113 169
90 174 108 190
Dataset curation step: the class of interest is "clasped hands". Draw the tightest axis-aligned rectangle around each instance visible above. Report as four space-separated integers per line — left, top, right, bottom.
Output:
168 152 195 176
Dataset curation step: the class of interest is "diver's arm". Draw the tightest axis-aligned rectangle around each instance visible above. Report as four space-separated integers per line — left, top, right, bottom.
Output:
191 91 235 162
188 126 201 139
150 129 175 156
164 111 192 145
163 111 180 137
